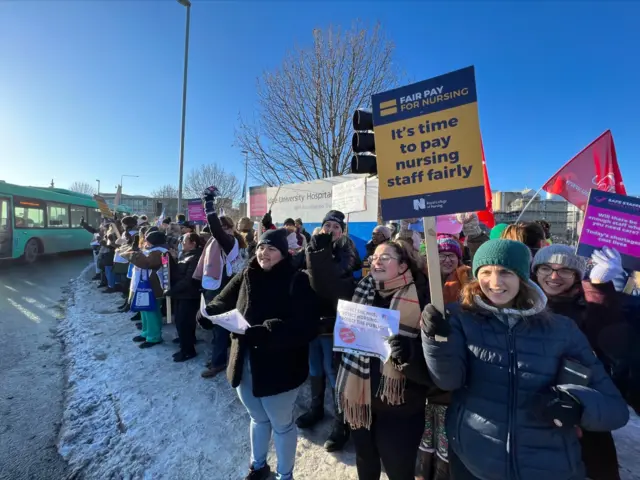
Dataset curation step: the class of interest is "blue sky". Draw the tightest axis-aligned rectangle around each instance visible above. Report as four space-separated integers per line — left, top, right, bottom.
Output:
1 1 638 196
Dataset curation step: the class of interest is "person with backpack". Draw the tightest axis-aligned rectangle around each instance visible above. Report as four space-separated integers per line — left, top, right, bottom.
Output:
197 228 318 480
120 230 170 349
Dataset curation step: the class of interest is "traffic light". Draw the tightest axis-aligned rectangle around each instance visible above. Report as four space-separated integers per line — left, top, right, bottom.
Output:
351 109 377 174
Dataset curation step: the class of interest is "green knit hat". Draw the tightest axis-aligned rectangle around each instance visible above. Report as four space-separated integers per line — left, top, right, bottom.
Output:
489 223 509 240
472 239 532 281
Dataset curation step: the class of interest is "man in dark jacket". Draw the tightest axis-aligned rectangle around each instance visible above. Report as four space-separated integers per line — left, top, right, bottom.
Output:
294 210 361 452
295 218 311 244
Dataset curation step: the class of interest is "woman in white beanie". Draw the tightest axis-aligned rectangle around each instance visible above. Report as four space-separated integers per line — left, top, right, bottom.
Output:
531 244 624 480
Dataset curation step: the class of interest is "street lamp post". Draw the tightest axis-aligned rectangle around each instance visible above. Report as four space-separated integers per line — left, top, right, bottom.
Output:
176 0 192 216
96 179 101 195
120 174 139 195
241 150 249 217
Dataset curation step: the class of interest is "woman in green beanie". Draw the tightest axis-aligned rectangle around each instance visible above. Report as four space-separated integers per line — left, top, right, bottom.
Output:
421 239 629 480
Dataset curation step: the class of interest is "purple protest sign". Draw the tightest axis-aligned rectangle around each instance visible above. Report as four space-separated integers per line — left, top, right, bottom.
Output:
577 190 640 271
187 199 206 225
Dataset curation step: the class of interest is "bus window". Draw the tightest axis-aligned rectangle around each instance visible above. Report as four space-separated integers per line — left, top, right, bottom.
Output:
70 205 87 228
87 208 101 229
0 199 9 229
47 203 70 228
14 199 45 228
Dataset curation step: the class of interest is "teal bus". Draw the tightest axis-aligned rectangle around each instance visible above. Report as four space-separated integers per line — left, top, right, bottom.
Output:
0 181 106 263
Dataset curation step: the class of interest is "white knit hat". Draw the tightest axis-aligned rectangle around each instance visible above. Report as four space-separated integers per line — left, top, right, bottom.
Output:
531 245 587 279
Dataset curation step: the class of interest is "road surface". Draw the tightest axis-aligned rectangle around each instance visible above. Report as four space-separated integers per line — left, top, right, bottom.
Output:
0 253 91 480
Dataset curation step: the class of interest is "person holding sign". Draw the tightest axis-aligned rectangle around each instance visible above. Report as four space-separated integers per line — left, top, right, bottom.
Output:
335 240 434 480
422 239 629 480
531 245 624 480
197 228 318 480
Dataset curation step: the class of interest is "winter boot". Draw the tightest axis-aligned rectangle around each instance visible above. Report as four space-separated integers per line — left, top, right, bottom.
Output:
244 464 270 480
295 376 325 429
433 456 450 480
415 450 434 480
324 389 350 452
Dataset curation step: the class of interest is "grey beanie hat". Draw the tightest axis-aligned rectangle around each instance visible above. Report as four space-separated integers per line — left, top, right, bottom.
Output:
531 244 587 279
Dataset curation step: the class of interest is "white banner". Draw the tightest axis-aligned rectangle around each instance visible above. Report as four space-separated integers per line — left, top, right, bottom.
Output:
248 174 378 224
333 299 400 362
332 177 367 214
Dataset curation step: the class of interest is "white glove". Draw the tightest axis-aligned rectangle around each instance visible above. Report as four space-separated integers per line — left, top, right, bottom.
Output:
455 212 481 238
589 247 624 284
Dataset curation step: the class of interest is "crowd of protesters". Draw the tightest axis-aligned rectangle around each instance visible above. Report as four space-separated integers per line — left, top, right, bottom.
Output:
82 188 640 480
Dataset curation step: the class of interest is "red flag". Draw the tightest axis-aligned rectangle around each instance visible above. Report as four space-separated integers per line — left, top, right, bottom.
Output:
542 130 626 210
477 139 495 228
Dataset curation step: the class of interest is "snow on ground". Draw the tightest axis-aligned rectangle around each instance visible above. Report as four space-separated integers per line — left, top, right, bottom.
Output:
58 267 640 480
57 266 368 480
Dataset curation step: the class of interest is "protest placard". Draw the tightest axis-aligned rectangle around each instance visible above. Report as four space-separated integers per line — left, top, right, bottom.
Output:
199 298 250 334
187 199 206 225
333 299 400 362
577 190 640 271
93 195 113 218
332 177 367 214
372 66 485 220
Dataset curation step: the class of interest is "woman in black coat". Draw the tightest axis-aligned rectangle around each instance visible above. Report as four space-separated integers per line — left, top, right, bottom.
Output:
165 233 202 362
198 228 318 480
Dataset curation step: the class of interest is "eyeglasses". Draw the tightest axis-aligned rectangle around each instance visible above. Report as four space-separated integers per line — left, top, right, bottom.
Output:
368 254 399 264
439 253 458 262
537 265 575 279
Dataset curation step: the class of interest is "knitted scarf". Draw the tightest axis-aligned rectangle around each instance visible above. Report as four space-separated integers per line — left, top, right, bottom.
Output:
336 270 421 429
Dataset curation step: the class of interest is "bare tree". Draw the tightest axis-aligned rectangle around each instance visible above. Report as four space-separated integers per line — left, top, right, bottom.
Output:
150 184 178 199
184 164 241 206
69 181 96 195
235 22 400 186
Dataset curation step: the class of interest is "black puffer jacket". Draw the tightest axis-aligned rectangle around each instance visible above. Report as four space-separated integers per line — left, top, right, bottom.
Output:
168 247 202 300
299 235 362 334
205 257 319 398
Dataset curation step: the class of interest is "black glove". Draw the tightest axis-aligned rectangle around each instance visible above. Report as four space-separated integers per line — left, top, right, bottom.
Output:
532 387 583 428
261 210 273 229
201 186 219 215
196 310 214 330
244 325 269 346
309 233 333 251
388 334 412 365
132 235 140 251
164 289 173 298
421 304 451 338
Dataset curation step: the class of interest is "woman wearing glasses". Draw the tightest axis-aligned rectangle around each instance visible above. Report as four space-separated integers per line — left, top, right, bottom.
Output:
532 244 624 480
336 240 434 480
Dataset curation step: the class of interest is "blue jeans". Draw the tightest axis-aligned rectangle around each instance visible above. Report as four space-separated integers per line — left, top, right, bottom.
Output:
308 336 336 388
211 324 230 368
236 356 299 480
104 265 116 288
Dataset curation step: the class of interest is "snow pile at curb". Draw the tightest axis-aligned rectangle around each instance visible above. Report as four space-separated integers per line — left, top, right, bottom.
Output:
57 273 365 479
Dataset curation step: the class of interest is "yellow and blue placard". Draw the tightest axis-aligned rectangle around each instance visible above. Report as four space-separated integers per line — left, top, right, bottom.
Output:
373 66 485 220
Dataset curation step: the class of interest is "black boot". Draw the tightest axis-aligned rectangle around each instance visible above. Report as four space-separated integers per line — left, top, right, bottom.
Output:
432 456 449 480
295 376 325 429
416 450 434 480
324 389 349 452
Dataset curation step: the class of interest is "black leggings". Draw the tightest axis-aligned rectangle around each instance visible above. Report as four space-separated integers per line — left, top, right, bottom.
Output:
175 298 200 354
351 408 424 480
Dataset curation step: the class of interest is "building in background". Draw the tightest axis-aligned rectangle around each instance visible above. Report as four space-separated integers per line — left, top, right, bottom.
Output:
492 189 582 243
100 193 155 217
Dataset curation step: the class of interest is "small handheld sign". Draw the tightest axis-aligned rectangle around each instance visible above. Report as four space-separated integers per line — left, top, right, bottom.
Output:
161 252 172 324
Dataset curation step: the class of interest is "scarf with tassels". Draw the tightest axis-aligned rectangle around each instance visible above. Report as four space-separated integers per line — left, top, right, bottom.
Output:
336 270 421 429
